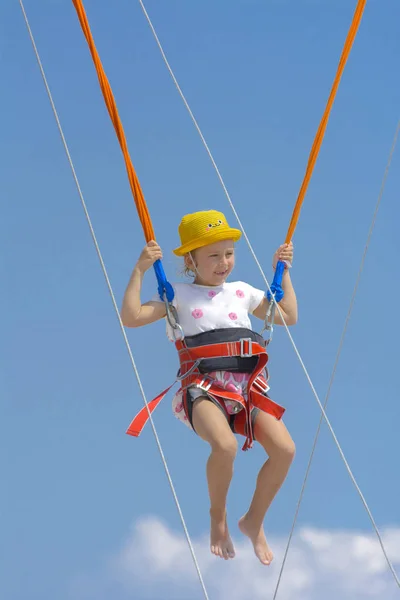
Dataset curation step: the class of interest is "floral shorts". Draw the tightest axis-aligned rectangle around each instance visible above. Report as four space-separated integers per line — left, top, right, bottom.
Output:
172 371 270 430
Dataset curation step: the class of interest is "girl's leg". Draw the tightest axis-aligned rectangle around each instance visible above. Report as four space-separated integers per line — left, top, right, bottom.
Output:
239 411 295 565
192 398 238 560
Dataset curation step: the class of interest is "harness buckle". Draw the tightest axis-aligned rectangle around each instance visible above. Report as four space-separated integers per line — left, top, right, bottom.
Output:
253 376 270 395
198 377 212 392
240 338 253 357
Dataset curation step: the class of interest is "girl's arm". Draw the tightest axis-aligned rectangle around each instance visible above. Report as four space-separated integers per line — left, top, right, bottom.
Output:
253 242 298 326
121 241 167 328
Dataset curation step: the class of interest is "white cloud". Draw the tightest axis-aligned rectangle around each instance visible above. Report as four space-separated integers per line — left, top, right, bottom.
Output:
103 516 400 600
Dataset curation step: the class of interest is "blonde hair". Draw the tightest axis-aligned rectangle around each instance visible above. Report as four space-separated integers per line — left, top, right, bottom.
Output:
183 264 195 278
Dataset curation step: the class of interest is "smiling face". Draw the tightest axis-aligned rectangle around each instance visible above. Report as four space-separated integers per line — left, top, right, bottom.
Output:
205 218 224 231
185 239 235 286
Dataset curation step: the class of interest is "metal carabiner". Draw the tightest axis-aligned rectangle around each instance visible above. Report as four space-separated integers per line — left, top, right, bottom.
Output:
164 297 184 341
260 297 276 345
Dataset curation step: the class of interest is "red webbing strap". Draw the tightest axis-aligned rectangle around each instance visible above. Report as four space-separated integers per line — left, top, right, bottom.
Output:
181 374 284 419
242 352 269 450
126 339 281 444
177 338 272 450
126 383 176 437
251 388 285 420
175 340 268 363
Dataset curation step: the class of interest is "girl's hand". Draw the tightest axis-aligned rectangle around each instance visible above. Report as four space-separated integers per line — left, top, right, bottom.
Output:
136 240 163 273
272 241 294 270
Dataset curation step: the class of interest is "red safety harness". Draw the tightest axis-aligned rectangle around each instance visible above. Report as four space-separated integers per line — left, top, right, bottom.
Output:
126 334 285 451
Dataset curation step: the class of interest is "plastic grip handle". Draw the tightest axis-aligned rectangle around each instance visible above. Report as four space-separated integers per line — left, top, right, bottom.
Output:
153 259 175 302
267 260 285 303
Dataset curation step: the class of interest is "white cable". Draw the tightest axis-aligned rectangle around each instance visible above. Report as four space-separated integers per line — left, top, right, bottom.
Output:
137 0 400 588
273 119 400 599
18 2 209 598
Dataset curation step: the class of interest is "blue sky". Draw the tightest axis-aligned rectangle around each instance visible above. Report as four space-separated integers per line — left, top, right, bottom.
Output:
1 1 400 598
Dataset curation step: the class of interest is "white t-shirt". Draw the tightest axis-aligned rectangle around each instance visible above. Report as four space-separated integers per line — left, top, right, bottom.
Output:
153 281 265 341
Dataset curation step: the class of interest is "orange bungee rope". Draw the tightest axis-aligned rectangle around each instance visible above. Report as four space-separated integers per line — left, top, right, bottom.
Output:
71 0 367 304
72 0 154 241
71 0 174 303
285 0 367 243
267 0 366 308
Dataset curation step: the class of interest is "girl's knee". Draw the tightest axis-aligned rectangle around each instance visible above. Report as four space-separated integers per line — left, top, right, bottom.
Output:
273 439 296 464
258 428 296 463
255 414 296 463
211 433 238 459
282 439 296 462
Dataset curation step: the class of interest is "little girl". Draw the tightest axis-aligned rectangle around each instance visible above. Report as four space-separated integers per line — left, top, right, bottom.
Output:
121 210 297 565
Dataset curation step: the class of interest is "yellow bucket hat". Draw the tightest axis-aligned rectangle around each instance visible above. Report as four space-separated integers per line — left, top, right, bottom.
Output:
173 210 242 256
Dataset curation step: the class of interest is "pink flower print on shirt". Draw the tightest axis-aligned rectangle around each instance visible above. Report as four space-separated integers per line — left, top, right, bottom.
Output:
228 312 238 321
236 289 245 298
208 290 217 298
191 309 204 319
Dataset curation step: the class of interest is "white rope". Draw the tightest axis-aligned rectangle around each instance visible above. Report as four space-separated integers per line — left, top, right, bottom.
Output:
18 2 209 598
273 118 400 599
137 0 400 589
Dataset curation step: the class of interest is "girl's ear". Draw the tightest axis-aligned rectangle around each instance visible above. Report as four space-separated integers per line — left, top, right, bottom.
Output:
184 252 195 270
183 252 197 278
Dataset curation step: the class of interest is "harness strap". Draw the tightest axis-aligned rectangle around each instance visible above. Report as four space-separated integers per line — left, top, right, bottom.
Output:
184 375 285 420
126 336 285 449
176 339 266 363
242 351 269 450
126 383 176 437
126 374 285 441
177 338 280 451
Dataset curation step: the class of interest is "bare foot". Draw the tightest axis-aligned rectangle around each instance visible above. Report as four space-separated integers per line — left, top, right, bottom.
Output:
210 511 235 560
238 514 273 565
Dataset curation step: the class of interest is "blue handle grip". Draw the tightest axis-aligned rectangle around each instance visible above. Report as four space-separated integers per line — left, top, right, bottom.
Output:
153 259 175 302
267 260 285 303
